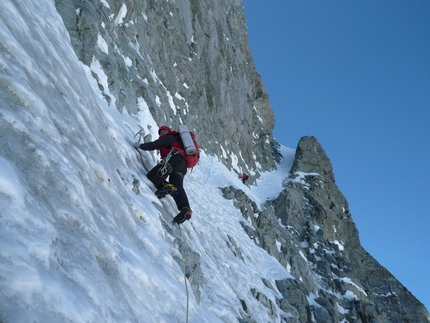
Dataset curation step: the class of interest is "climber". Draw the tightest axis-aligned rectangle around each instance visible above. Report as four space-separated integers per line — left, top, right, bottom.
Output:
134 125 192 224
240 172 249 185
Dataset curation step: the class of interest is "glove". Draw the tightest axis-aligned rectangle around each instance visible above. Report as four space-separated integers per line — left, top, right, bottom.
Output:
134 142 141 149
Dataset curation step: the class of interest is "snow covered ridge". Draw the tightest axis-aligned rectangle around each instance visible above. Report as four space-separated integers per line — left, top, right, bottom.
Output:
1 0 430 322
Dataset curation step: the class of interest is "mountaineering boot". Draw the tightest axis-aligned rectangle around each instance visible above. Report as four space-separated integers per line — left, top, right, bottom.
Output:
155 182 177 199
173 207 192 225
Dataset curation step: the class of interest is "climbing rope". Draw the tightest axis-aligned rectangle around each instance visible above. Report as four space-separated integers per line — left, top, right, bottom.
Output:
202 156 213 185
195 155 214 185
179 226 190 323
134 148 146 170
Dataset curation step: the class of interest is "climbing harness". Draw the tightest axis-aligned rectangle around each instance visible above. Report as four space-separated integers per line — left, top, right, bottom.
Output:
179 226 190 323
157 147 174 177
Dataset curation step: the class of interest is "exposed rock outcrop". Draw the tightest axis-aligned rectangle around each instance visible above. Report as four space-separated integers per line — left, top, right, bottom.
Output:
225 136 430 322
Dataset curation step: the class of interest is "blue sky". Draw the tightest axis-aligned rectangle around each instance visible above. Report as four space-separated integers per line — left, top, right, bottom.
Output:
243 0 430 310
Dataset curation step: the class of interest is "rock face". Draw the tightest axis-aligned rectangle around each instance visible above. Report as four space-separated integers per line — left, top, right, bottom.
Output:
54 0 279 173
53 1 429 322
224 136 430 322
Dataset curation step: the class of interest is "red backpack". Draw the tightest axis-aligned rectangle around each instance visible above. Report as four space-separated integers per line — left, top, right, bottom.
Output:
167 130 200 169
182 131 199 169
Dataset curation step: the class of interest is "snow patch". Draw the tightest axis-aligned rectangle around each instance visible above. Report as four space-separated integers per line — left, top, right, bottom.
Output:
114 3 127 25
97 34 108 54
0 156 25 210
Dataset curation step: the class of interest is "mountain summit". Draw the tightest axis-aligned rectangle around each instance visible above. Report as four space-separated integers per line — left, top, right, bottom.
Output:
0 0 428 322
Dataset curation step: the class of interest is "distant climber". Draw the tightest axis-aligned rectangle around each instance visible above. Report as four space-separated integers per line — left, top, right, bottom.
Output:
134 125 192 224
240 172 249 185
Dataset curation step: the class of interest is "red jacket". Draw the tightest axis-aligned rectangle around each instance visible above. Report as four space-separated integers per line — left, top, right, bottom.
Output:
139 132 182 157
138 132 188 174
158 131 185 158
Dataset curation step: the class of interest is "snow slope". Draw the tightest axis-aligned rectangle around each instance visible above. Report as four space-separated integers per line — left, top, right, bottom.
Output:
0 0 296 322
